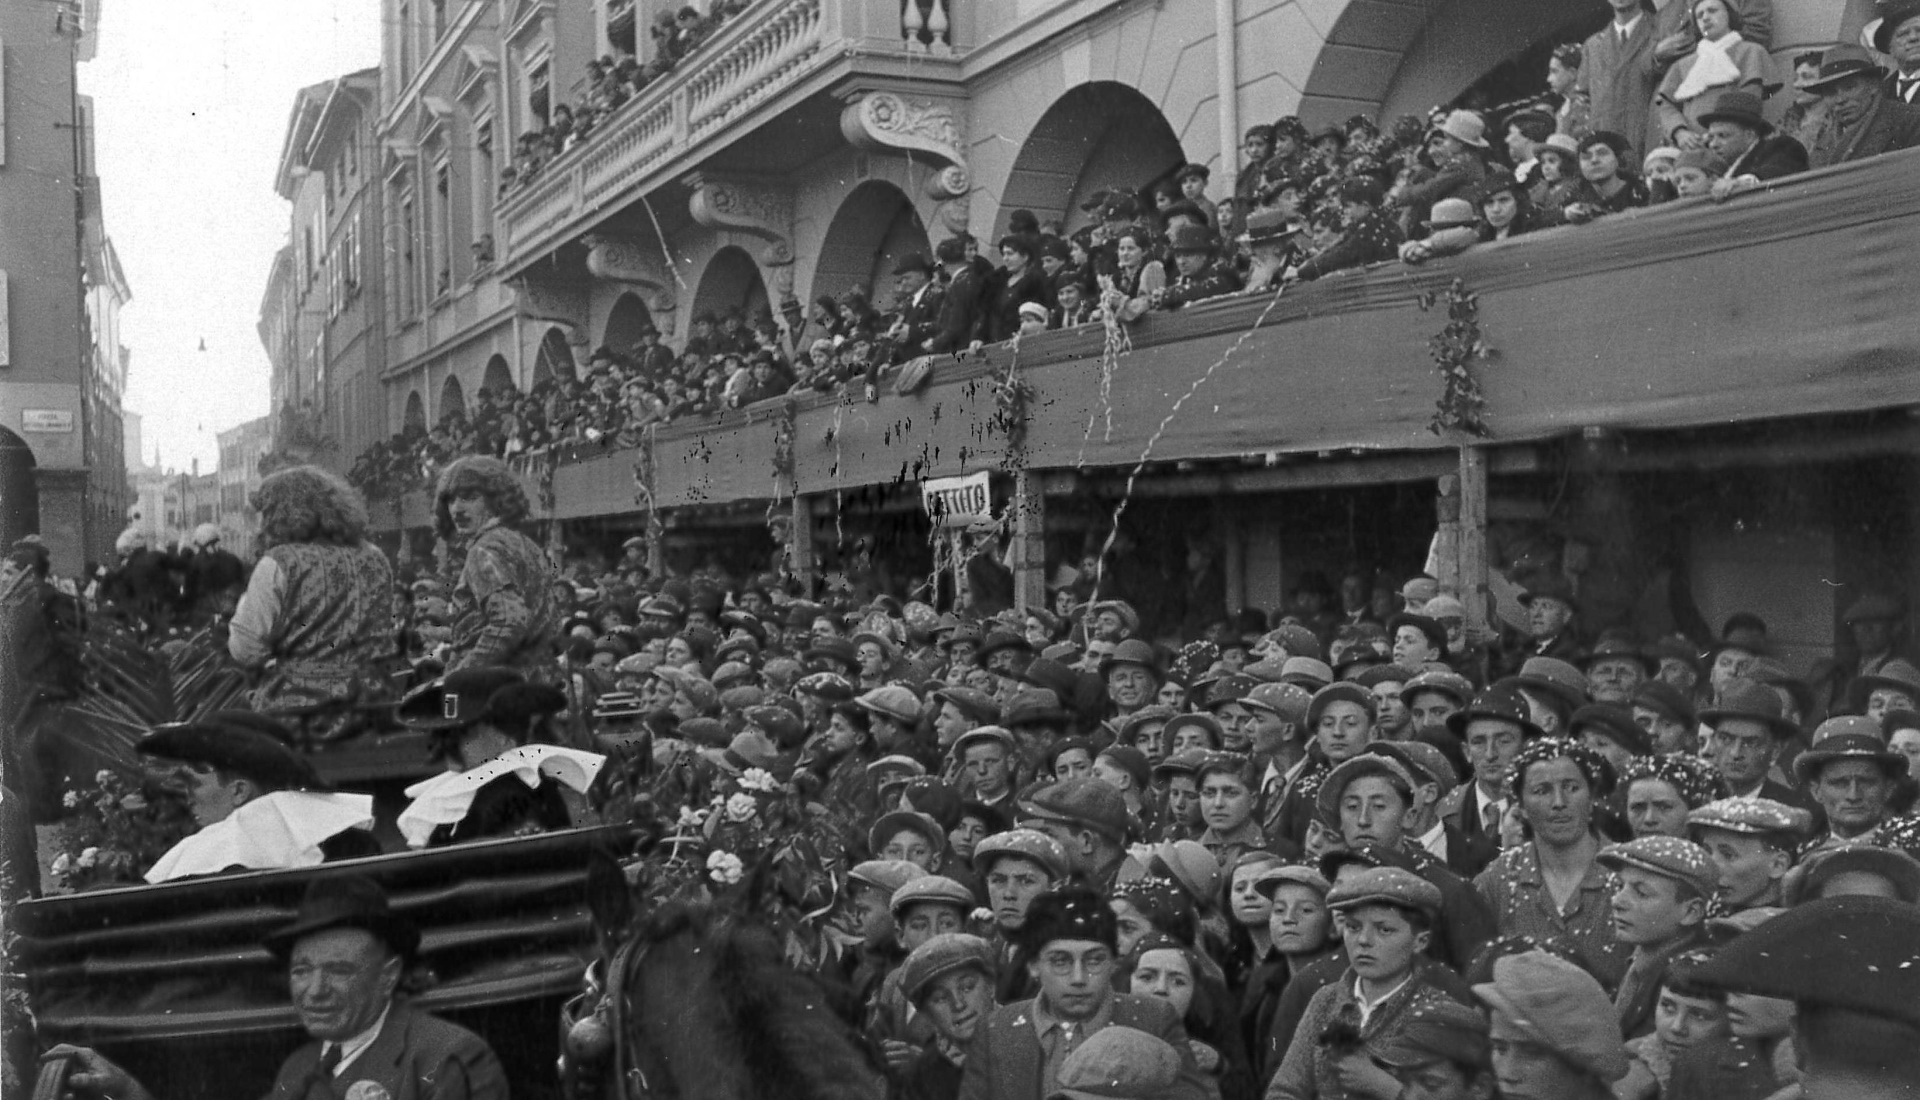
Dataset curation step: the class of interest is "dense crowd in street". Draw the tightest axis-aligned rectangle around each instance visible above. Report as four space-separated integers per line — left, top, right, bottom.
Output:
349 0 1920 500
17 435 1920 1099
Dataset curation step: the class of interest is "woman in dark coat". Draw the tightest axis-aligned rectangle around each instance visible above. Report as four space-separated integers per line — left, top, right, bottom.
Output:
982 234 1052 342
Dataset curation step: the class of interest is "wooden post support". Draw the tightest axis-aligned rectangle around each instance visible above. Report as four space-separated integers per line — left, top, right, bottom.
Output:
789 493 816 591
1457 445 1490 638
1222 513 1246 616
1010 470 1046 612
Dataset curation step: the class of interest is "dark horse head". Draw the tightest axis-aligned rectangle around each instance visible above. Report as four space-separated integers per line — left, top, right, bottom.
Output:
570 848 885 1100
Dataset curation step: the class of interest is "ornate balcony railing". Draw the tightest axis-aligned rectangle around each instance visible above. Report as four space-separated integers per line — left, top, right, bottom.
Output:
496 0 944 269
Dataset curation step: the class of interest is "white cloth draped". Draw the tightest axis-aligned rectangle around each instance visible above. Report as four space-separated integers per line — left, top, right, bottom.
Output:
396 745 605 848
145 791 375 883
1673 33 1747 103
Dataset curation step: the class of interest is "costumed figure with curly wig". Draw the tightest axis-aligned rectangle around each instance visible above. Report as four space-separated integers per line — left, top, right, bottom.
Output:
227 466 398 714
435 456 560 675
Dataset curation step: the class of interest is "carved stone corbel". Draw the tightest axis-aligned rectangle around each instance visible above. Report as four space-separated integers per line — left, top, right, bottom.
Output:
838 92 970 202
581 233 680 334
684 174 795 268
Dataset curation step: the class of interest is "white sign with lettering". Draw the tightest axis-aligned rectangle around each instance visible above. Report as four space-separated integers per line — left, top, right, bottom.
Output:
921 471 995 531
22 409 75 433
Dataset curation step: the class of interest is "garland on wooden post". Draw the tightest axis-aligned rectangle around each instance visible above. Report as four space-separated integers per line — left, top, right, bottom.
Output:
988 338 1035 462
1418 278 1492 438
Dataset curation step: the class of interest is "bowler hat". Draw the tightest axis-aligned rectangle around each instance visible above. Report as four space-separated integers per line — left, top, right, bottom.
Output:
1695 89 1773 135
1698 678 1800 739
265 874 420 960
137 714 325 791
1099 638 1164 681
1446 683 1546 740
1804 44 1888 90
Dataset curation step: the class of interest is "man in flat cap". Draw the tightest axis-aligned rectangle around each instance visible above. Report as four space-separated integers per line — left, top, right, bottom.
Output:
1682 894 1920 1097
138 713 378 882
959 886 1208 1100
55 875 508 1100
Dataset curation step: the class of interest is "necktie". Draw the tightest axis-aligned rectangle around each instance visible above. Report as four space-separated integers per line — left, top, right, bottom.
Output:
1901 79 1918 104
307 1044 342 1098
1482 800 1502 839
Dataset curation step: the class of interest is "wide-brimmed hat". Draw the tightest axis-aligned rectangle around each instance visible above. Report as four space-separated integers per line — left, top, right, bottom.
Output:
137 713 325 791
1791 732 1909 785
265 875 420 960
1851 659 1920 709
1535 132 1581 166
1870 0 1920 52
1239 208 1299 245
1803 44 1888 90
1695 89 1772 135
1423 197 1480 231
1426 109 1490 149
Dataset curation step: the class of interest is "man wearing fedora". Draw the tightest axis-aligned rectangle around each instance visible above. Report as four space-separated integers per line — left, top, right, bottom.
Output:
1697 89 1807 201
887 253 945 361
1153 225 1241 310
1803 43 1920 167
54 876 507 1100
1875 0 1920 105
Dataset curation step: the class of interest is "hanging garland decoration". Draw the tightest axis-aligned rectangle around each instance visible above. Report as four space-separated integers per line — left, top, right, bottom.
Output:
770 398 797 489
1079 308 1131 466
630 424 664 557
1418 278 1492 438
987 336 1035 463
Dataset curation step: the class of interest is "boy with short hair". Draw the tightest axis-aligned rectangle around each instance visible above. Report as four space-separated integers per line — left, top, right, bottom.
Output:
870 876 978 1072
972 829 1069 1002
1597 836 1715 1039
899 933 1000 1100
1618 947 1730 1099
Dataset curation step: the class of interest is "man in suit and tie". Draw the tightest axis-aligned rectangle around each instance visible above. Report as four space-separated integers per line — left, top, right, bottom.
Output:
1876 0 1920 106
1575 0 1664 160
958 887 1209 1100
887 252 945 361
53 876 508 1100
1438 685 1544 852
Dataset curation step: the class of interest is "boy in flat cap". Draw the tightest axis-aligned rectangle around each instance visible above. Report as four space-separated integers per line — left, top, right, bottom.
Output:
1595 836 1715 1039
1685 796 1809 911
958 887 1209 1100
1368 999 1493 1100
1473 950 1628 1100
901 933 1001 1100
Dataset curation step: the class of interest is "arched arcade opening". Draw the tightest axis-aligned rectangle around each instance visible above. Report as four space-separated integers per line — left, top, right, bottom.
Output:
439 375 466 423
532 327 577 388
403 391 427 437
481 354 516 398
0 428 40 552
603 292 657 353
1000 82 1185 238
812 181 932 311
690 246 770 326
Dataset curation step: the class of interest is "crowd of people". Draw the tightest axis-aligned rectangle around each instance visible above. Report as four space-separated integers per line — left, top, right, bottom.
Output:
24 443 1920 1100
350 0 1920 499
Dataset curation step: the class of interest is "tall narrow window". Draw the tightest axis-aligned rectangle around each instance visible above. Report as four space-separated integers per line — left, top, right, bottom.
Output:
528 58 551 129
398 188 419 319
472 112 497 246
433 158 453 295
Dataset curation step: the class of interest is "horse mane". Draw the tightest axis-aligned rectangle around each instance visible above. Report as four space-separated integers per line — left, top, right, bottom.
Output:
635 900 885 1100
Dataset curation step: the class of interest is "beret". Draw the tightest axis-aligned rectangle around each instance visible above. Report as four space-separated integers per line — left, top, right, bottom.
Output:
1596 836 1717 898
972 828 1070 880
898 933 997 1004
1681 895 1920 1027
1325 866 1443 920
1019 777 1129 841
1686 795 1811 838
889 874 973 917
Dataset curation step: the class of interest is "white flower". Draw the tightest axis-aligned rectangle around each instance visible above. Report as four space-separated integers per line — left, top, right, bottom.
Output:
94 770 113 786
76 847 100 869
739 768 778 794
725 793 758 823
62 791 81 809
676 805 710 829
707 850 745 885
50 853 70 875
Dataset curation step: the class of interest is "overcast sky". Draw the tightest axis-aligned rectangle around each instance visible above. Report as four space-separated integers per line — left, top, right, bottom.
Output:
81 0 379 474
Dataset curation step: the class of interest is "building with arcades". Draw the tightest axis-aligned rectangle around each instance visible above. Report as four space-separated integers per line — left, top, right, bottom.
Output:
346 0 1916 668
